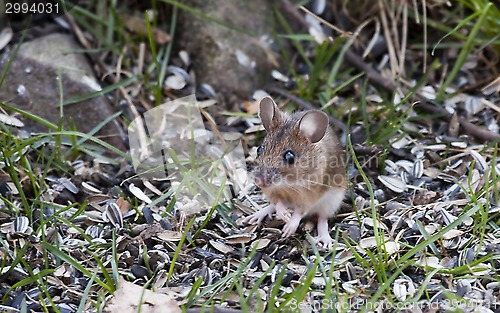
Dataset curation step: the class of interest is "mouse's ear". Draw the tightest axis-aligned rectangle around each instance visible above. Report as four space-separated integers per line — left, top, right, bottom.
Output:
299 110 329 143
259 96 280 131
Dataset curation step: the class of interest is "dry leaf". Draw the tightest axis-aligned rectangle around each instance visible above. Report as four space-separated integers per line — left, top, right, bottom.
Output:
116 197 131 215
105 278 181 313
242 100 259 115
123 15 171 45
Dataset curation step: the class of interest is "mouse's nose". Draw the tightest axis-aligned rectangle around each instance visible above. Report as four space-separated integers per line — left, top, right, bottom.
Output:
254 168 278 188
255 176 267 188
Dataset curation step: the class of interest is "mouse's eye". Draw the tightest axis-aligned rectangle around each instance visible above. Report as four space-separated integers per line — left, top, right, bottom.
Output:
283 150 295 164
257 145 264 156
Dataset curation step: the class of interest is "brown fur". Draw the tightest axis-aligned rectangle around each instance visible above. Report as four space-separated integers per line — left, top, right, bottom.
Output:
255 102 347 217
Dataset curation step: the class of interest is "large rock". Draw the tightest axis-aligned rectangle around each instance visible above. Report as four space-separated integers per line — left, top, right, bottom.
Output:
177 0 276 107
0 33 125 151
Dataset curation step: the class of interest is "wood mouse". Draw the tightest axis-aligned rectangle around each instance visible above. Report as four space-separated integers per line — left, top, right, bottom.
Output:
242 96 347 248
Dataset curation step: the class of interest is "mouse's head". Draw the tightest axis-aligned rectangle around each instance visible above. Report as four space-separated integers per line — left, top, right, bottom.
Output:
253 97 331 191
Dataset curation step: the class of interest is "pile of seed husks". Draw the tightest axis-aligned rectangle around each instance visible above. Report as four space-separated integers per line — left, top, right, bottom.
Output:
2 79 500 312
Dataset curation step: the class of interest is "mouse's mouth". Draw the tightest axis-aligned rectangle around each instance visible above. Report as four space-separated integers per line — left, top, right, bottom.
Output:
253 168 280 188
254 176 285 189
254 176 269 188
256 177 299 191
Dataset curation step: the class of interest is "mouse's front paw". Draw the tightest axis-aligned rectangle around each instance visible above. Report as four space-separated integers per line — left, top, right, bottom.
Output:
281 212 302 238
282 221 299 238
240 204 275 225
241 211 270 225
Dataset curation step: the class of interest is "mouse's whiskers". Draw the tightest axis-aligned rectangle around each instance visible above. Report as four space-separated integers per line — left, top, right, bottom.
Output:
298 178 329 189
292 180 325 195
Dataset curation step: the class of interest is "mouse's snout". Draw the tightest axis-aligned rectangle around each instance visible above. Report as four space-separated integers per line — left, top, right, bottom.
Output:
253 167 279 188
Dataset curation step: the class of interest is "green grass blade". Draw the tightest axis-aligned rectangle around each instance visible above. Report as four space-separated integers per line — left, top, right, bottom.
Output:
42 242 113 293
77 269 99 313
392 203 481 269
431 10 481 56
167 217 195 281
437 3 492 100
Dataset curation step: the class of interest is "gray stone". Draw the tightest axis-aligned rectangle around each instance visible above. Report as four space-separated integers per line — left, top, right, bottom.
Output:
0 33 125 151
177 0 276 107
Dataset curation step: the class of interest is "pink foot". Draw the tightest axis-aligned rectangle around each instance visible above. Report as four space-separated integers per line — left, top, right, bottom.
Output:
315 216 334 249
241 203 275 225
282 211 303 238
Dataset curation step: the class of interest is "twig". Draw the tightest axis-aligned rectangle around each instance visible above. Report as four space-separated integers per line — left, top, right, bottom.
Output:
352 145 383 155
64 11 114 85
414 102 500 141
343 50 396 91
280 0 309 29
378 0 399 79
458 117 500 141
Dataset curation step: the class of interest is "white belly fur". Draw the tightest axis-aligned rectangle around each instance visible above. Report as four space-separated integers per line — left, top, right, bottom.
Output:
306 187 346 218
